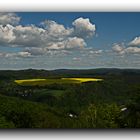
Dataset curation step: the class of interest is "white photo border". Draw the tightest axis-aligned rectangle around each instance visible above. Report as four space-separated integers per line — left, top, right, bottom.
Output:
0 1 140 140
0 0 140 11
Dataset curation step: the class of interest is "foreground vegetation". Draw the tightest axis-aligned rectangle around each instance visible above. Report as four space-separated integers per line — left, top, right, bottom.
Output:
0 68 140 128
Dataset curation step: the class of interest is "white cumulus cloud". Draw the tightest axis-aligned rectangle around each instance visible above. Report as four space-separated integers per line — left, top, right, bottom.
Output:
129 36 140 47
125 47 140 54
0 15 96 56
65 37 86 49
11 25 45 47
0 13 20 25
41 20 72 40
112 43 140 54
72 17 96 38
89 49 103 54
17 51 31 57
112 44 125 54
0 24 15 44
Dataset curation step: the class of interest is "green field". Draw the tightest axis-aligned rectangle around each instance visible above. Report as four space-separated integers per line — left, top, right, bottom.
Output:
14 78 103 86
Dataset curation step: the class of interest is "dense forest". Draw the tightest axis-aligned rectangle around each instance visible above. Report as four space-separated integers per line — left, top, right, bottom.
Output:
0 68 140 128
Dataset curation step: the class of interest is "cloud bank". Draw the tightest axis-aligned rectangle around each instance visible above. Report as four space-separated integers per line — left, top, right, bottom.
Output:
0 13 20 25
112 36 140 55
0 13 95 54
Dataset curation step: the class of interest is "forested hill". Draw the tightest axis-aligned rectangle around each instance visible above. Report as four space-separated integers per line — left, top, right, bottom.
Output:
0 68 140 80
0 68 140 128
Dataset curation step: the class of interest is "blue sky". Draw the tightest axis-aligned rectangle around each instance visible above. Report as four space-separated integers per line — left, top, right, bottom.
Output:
0 12 140 70
17 12 140 48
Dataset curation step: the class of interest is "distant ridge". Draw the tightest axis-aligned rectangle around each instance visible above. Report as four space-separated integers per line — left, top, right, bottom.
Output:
0 68 140 80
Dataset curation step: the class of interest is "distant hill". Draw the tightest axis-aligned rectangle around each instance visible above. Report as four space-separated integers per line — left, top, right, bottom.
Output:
0 68 140 80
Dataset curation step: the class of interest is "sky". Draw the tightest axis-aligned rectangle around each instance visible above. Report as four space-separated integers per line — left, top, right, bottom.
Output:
0 12 140 70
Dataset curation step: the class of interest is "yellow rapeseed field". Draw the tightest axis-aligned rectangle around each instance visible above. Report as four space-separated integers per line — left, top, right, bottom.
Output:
61 78 103 83
15 78 103 86
15 79 46 84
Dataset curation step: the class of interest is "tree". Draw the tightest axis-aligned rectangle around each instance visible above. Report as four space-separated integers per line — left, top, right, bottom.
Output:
79 103 121 128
